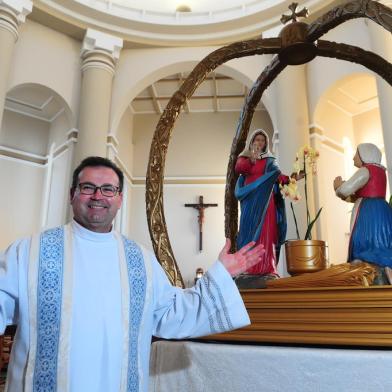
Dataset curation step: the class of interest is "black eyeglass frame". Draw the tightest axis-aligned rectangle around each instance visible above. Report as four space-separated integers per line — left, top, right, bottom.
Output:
77 182 121 197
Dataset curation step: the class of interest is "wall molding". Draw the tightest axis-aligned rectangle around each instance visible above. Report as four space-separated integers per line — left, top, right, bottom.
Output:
0 145 46 165
0 128 76 166
309 124 345 155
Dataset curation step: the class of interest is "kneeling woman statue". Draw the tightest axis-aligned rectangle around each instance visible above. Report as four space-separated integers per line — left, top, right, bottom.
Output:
334 143 392 282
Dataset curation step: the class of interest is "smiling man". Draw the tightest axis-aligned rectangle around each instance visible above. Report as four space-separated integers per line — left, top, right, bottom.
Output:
70 161 124 233
0 156 263 392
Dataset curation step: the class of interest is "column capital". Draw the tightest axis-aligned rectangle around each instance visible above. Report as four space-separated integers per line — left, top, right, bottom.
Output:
81 28 123 75
0 0 32 40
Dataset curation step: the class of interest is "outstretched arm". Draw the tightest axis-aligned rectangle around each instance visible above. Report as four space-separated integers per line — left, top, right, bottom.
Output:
152 247 252 339
219 239 264 277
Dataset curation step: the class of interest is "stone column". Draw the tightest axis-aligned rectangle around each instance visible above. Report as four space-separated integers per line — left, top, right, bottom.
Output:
0 0 32 128
274 64 312 239
74 28 123 165
367 13 392 191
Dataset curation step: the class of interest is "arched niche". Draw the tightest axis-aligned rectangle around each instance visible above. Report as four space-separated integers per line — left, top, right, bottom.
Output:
0 83 76 247
113 64 274 284
311 72 386 263
1 83 74 156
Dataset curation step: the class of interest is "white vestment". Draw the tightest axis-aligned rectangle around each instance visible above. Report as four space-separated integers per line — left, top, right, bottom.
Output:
0 221 249 392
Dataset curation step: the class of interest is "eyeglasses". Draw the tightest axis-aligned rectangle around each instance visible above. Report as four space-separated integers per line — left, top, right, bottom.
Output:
77 182 120 197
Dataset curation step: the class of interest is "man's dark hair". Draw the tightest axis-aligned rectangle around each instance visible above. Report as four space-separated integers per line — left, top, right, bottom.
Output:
71 156 124 192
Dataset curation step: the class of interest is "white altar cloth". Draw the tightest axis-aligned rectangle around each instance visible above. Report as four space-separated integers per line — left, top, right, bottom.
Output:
149 340 392 392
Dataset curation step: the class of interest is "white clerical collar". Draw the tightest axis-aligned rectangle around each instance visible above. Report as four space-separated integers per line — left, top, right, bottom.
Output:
71 219 115 242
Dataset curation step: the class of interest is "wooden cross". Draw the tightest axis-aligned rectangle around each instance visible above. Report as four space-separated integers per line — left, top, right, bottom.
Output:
280 2 309 25
185 195 218 252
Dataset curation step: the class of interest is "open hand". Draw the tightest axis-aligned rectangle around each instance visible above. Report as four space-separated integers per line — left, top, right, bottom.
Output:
250 145 261 163
218 239 264 277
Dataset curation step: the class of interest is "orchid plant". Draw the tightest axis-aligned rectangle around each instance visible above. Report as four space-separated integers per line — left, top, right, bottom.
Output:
280 145 322 240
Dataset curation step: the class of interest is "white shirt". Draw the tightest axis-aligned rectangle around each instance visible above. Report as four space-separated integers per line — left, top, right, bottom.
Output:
70 221 122 391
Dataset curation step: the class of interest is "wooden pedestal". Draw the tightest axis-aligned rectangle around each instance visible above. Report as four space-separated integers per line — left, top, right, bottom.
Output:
207 286 392 347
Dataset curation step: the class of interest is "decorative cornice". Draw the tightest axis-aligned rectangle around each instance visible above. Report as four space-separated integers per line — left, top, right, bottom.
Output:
66 128 78 142
0 0 32 23
310 131 345 155
81 50 117 75
32 0 338 47
81 28 123 74
106 133 119 149
106 139 118 155
0 0 32 40
309 125 324 136
132 176 226 186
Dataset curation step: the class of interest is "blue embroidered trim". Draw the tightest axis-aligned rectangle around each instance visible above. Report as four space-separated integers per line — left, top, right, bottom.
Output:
33 227 64 392
199 278 219 333
123 238 147 392
200 272 233 333
206 272 233 331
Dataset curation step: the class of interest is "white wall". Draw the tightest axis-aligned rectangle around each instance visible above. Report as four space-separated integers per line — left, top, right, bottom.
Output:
313 84 354 264
353 108 383 146
116 107 134 175
45 150 74 229
0 110 49 155
132 111 272 177
314 139 350 264
49 111 72 148
9 20 81 122
129 185 226 286
315 102 355 143
127 110 270 284
0 158 44 248
307 19 373 123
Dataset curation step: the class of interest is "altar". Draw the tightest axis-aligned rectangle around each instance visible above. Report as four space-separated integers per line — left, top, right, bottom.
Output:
150 285 392 391
149 340 392 392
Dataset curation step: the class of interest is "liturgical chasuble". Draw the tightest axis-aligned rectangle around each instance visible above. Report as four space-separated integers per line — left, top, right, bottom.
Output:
0 221 250 391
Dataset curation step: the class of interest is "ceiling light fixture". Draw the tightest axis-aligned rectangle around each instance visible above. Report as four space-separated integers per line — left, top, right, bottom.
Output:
176 4 192 12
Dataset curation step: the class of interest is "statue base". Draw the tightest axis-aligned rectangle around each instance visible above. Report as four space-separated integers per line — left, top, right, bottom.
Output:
234 273 278 289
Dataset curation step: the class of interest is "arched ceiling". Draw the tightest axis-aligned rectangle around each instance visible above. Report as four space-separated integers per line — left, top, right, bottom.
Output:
31 0 340 47
319 73 379 117
130 71 267 114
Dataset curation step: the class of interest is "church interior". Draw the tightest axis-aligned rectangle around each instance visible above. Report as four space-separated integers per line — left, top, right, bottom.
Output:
1 0 392 390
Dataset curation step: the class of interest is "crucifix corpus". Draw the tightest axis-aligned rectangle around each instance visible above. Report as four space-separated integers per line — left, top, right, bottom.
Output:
185 195 218 252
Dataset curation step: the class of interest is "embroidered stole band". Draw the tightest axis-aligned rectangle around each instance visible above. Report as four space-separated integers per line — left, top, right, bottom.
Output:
26 226 147 392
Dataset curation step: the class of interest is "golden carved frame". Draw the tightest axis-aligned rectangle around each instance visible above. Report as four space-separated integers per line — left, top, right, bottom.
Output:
145 0 392 287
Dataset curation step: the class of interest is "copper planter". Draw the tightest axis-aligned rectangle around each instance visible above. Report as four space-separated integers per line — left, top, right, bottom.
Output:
285 240 329 276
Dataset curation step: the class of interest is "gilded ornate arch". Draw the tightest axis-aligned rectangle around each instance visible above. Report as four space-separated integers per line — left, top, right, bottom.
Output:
145 0 392 287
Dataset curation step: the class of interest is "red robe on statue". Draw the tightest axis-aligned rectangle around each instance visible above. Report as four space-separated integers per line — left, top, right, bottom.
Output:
235 157 288 275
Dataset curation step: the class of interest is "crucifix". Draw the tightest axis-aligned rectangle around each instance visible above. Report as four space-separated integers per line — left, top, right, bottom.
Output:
280 2 309 24
185 195 218 252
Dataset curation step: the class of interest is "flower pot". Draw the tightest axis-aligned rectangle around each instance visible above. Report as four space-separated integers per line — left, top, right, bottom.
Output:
285 239 329 276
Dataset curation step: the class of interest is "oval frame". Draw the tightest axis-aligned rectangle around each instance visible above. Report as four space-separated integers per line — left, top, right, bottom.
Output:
145 0 392 287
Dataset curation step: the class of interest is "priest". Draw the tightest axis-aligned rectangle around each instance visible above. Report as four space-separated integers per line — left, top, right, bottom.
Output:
0 156 263 392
